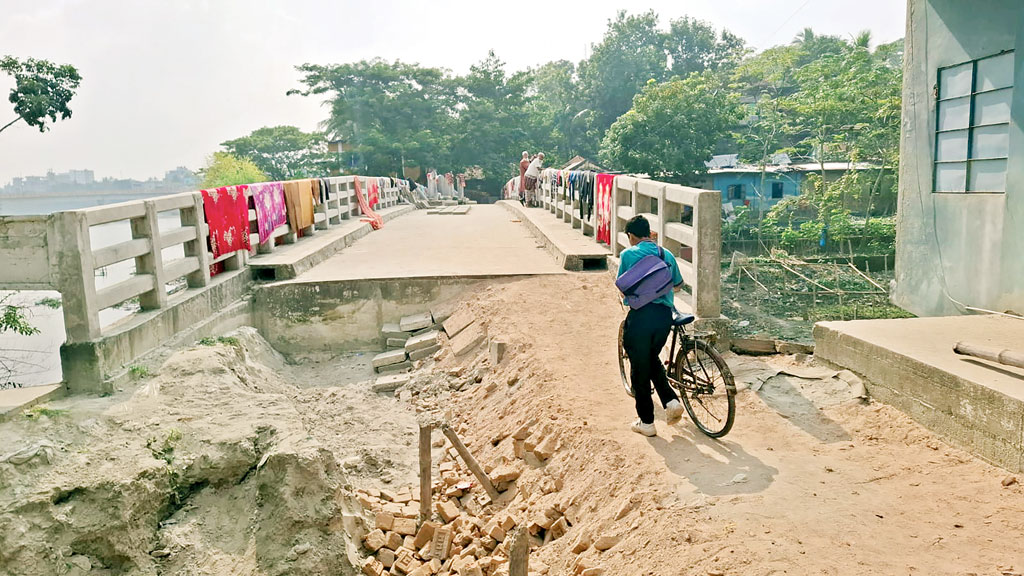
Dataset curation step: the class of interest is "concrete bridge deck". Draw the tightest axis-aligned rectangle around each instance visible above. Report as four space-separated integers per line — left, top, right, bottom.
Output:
291 205 567 283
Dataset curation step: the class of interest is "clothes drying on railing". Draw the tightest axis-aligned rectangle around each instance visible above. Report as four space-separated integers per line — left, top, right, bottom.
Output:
201 185 252 258
249 182 287 245
353 176 384 230
595 173 615 245
283 179 316 234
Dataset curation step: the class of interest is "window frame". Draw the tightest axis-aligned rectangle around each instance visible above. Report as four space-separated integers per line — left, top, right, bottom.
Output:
933 50 1014 194
771 182 784 199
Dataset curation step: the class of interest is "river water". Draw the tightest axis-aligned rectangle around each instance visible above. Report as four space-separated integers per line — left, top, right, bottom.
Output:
1 195 186 387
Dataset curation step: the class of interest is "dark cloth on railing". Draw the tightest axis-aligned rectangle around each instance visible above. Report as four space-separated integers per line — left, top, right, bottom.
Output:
201 185 251 258
283 179 315 232
579 171 595 222
249 181 287 245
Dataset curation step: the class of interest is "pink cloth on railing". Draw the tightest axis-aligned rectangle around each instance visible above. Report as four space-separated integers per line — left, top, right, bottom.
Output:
249 181 287 245
353 176 384 230
595 173 615 245
201 185 251 258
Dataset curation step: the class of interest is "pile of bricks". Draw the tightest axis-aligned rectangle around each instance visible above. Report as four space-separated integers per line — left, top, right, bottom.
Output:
355 421 610 576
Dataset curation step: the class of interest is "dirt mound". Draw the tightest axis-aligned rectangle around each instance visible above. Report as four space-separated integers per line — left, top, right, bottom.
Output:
0 328 358 575
374 274 1024 576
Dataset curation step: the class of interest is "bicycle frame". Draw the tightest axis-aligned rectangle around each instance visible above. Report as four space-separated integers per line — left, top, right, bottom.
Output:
664 326 718 395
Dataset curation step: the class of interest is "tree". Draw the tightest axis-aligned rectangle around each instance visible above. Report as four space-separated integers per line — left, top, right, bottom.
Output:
0 55 82 134
664 17 747 78
291 59 454 177
451 52 540 191
221 126 337 181
197 152 267 188
599 72 741 183
578 10 668 138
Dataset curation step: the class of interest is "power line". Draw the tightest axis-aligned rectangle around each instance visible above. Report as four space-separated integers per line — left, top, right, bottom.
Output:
760 0 814 49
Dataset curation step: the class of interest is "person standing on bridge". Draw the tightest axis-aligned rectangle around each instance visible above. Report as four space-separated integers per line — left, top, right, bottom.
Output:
617 215 685 437
524 152 544 207
518 151 530 204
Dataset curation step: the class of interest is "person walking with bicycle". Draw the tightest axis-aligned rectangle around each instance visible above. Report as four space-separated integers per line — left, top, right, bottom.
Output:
617 215 686 437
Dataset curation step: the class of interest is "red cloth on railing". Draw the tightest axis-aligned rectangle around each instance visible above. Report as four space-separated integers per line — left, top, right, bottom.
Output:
249 181 287 245
368 178 380 208
353 176 384 230
201 185 251 258
595 173 615 245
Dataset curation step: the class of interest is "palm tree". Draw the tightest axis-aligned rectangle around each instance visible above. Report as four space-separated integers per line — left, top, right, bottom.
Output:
853 30 872 50
792 27 816 45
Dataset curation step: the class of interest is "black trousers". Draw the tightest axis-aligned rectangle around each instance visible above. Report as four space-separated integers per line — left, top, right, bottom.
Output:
623 303 679 424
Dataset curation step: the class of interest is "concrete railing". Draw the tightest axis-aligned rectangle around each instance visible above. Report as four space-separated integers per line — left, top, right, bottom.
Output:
1 174 405 346
506 171 721 319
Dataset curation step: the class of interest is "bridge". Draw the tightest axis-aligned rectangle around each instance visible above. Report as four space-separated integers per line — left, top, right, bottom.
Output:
0 172 723 399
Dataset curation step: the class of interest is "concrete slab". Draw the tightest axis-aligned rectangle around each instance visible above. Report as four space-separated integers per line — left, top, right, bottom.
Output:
443 308 475 339
377 360 413 374
382 323 410 340
400 312 433 333
450 323 486 357
409 343 442 362
372 349 408 369
814 315 1024 472
290 206 566 283
386 337 408 349
371 373 411 394
405 330 440 353
498 201 610 271
0 384 64 422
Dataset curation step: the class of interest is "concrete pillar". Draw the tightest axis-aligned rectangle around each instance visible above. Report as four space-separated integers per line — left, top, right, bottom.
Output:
51 211 100 342
131 200 168 310
180 192 211 287
656 186 667 248
694 190 722 319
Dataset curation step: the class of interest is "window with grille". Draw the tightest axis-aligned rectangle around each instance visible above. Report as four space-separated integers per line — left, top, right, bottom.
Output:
934 51 1014 193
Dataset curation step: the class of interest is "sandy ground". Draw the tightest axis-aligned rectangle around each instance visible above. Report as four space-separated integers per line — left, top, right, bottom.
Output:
2 273 1022 575
428 274 1024 576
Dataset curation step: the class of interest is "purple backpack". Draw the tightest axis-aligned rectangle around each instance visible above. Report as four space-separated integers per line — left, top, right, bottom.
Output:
615 247 673 309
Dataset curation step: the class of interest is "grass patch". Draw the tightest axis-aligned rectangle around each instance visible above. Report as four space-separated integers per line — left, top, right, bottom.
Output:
36 297 62 309
128 365 151 379
146 428 182 465
24 404 68 419
197 336 240 347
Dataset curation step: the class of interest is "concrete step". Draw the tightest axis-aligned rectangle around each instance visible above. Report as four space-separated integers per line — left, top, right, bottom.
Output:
249 205 414 281
498 200 610 271
814 315 1024 473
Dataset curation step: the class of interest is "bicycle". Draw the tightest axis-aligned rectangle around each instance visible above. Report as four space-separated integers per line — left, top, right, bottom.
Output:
618 310 737 438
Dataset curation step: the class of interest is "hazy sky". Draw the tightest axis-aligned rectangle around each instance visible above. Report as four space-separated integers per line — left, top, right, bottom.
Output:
0 0 907 186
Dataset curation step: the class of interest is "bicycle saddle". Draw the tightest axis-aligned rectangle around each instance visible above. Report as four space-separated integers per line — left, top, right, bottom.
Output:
672 311 695 326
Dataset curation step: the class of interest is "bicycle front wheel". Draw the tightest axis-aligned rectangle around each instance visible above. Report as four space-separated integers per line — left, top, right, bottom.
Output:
618 319 634 397
674 338 736 438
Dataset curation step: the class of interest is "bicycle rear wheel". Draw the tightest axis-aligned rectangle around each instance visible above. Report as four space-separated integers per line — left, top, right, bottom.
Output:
617 319 634 397
674 338 736 438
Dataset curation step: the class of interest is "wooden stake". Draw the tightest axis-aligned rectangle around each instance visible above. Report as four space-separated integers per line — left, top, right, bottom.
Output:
441 424 500 501
419 424 432 524
847 262 887 292
508 526 529 576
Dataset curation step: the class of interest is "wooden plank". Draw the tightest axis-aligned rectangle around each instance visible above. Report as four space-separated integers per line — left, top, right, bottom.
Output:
92 238 151 269
95 274 155 310
419 424 432 524
441 425 499 501
159 226 198 249
508 527 528 576
163 256 200 281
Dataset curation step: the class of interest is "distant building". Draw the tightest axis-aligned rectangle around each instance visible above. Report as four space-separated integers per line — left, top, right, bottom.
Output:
892 0 1022 317
561 156 607 172
697 156 875 214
